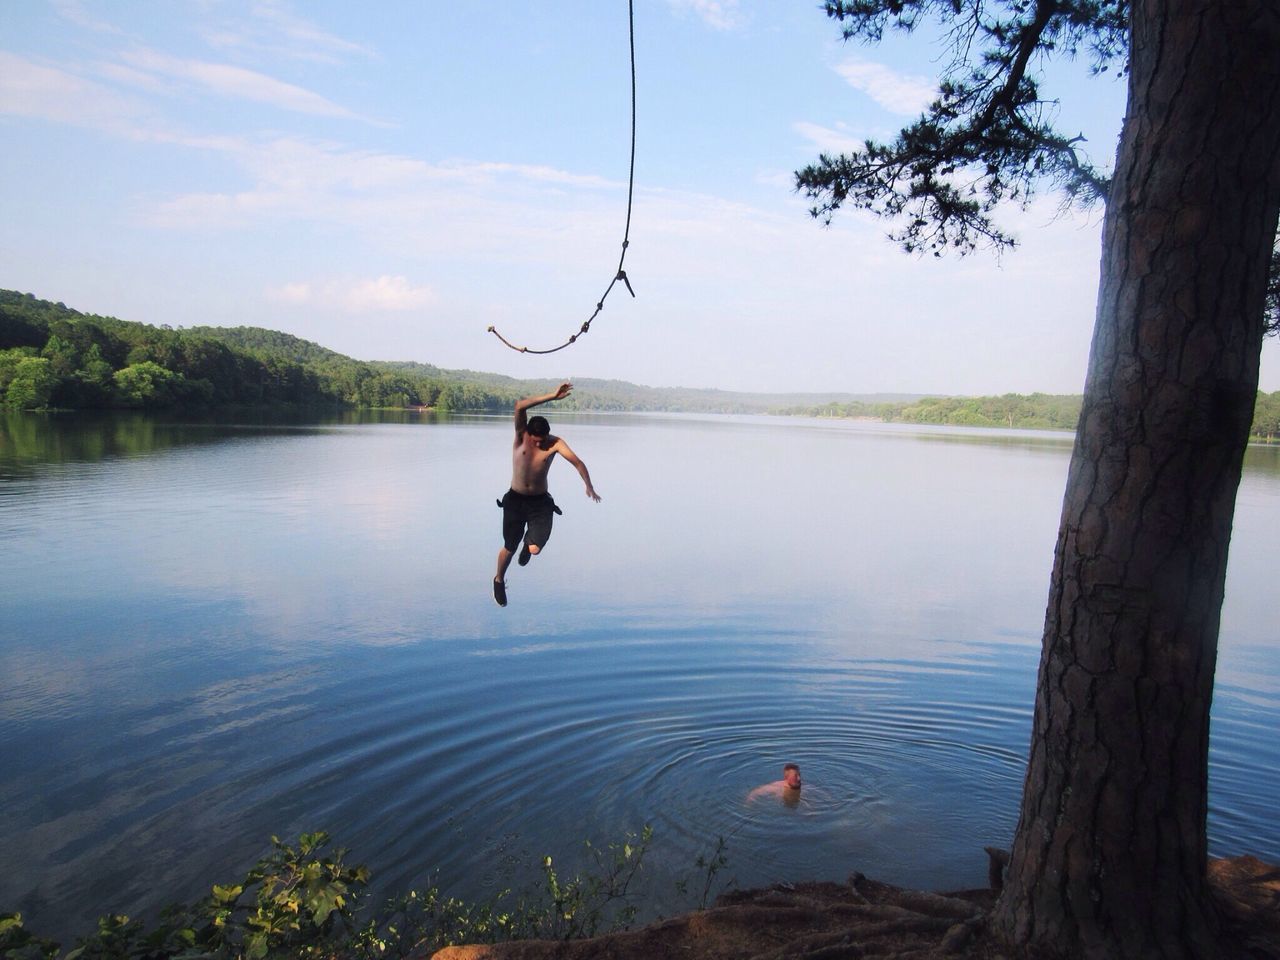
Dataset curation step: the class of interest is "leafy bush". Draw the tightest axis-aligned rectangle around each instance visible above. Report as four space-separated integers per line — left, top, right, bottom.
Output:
2 833 364 960
2 828 664 960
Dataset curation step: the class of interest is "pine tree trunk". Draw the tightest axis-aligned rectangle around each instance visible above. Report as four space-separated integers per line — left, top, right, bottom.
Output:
990 1 1280 957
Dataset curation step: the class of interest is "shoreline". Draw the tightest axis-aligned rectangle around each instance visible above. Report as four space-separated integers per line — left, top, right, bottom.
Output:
431 854 1280 960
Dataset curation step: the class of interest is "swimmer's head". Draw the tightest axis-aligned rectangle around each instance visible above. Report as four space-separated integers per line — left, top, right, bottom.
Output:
783 763 801 789
526 415 550 438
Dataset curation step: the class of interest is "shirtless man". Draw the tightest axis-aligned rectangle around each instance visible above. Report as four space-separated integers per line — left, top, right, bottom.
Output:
493 382 601 606
747 763 803 802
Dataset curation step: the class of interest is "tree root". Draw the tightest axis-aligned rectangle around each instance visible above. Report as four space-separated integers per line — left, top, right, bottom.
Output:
431 855 1280 960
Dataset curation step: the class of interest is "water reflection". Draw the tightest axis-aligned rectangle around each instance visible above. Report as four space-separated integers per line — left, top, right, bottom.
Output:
1242 441 1280 481
0 409 470 471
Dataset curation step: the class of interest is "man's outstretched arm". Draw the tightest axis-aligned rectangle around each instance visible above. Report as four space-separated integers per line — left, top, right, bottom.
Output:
554 440 601 502
514 382 573 434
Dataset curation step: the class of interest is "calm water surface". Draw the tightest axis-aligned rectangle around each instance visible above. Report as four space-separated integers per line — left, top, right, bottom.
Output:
2 410 1278 942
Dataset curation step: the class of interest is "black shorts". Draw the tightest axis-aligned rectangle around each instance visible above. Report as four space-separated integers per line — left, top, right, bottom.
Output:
498 489 560 552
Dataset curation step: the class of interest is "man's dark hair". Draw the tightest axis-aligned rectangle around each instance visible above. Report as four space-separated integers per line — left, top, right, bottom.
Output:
527 415 550 438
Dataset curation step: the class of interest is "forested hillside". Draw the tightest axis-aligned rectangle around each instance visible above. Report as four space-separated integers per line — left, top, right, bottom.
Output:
4 290 1278 441
0 291 910 415
0 292 488 411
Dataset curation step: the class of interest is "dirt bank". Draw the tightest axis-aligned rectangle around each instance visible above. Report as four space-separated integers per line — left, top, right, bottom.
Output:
431 855 1280 960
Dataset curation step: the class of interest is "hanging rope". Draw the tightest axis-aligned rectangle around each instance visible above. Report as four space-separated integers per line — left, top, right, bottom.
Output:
487 0 637 355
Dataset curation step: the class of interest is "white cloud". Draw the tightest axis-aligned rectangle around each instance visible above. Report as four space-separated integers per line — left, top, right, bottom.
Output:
268 276 436 313
144 136 627 252
249 0 375 61
667 0 744 31
200 2 374 65
833 58 935 115
471 161 614 190
0 53 332 142
270 281 312 304
344 275 435 312
755 168 796 190
92 59 175 95
121 47 364 120
51 0 124 35
0 52 144 129
793 120 863 156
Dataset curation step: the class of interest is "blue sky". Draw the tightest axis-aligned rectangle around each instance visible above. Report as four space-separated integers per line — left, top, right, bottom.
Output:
3 0 1277 394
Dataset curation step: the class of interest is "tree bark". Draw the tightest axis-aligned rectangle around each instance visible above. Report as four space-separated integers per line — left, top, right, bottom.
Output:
991 2 1280 958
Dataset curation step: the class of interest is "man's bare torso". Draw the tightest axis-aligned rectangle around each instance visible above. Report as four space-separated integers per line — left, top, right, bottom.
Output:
511 433 559 495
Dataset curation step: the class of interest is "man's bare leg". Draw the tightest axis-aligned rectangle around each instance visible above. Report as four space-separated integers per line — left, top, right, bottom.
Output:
495 547 516 582
494 547 515 606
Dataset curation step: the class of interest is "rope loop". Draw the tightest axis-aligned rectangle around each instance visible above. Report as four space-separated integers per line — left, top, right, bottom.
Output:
486 0 637 357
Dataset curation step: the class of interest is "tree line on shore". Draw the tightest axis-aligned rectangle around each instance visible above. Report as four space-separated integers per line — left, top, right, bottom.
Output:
773 393 1084 431
0 292 802 416
5 290 1279 441
775 391 1280 442
0 291 509 413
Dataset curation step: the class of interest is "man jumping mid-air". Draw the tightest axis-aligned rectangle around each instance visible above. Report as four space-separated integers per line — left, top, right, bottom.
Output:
493 382 601 606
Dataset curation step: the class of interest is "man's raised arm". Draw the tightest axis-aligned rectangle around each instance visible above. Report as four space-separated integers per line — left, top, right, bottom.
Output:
514 382 573 434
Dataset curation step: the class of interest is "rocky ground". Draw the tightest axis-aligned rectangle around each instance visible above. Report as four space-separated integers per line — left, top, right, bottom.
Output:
431 855 1280 960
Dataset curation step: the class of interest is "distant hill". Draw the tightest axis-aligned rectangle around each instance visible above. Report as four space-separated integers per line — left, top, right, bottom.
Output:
4 290 1278 440
184 326 361 368
1 292 448 410
362 363 923 415
0 291 918 414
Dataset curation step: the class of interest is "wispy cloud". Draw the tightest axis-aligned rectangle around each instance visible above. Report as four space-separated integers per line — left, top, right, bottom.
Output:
345 275 436 312
203 0 375 65
121 47 364 120
146 136 624 237
470 161 613 190
833 58 935 115
251 1 375 59
92 59 175 95
271 281 312 305
50 0 124 36
793 120 863 156
267 276 436 313
667 0 744 31
0 52 145 130
755 168 797 190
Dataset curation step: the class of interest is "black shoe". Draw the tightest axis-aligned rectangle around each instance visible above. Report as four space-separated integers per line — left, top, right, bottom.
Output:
518 543 532 566
493 578 507 607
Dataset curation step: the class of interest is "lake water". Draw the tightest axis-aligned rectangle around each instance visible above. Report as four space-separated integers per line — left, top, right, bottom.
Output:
2 410 1278 943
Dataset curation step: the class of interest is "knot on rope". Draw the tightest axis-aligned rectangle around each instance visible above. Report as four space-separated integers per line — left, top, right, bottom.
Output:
617 270 634 297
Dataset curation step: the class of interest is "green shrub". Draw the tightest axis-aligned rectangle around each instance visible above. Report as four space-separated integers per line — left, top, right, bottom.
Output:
3 827 670 960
